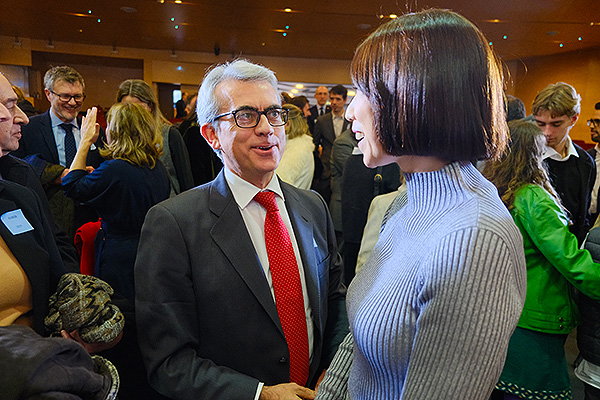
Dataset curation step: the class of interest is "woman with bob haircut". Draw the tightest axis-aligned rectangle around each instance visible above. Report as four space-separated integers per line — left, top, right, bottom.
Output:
62 103 170 302
116 79 193 197
483 120 600 400
275 103 315 189
315 9 526 400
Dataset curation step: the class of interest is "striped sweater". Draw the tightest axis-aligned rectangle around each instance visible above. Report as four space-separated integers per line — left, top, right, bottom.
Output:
317 161 526 400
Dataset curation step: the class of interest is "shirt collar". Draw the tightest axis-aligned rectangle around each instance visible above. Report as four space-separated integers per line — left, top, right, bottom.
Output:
224 167 284 209
543 136 579 161
49 110 78 129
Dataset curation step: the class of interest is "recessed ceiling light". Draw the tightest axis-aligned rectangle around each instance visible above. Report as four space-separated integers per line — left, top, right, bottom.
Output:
284 8 292 12
389 14 397 19
175 25 179 29
88 10 92 14
295 84 304 89
175 0 182 3
97 18 101 23
347 90 356 97
579 37 583 41
291 89 299 94
171 17 175 21
503 35 507 39
560 43 564 47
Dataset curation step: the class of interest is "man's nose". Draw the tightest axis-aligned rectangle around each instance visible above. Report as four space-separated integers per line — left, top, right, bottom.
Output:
255 113 274 135
14 105 29 125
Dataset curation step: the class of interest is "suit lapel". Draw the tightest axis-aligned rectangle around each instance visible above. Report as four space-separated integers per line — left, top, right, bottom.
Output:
281 183 321 329
208 172 283 332
41 111 60 164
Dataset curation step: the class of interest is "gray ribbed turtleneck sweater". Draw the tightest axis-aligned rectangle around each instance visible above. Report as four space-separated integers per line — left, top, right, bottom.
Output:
317 161 526 400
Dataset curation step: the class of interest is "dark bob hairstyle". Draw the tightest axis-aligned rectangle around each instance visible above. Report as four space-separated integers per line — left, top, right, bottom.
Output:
351 9 507 161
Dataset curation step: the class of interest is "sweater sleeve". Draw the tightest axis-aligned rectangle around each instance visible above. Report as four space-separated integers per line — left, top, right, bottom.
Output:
401 228 526 400
516 185 600 301
315 332 353 400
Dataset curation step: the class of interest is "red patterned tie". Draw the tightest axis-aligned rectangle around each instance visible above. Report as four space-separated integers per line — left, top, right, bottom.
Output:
254 190 309 385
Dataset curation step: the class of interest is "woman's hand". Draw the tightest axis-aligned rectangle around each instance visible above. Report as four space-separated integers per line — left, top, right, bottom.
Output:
67 107 100 172
79 107 100 149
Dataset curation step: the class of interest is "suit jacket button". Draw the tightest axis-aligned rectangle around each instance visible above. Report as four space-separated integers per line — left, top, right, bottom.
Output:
279 357 287 363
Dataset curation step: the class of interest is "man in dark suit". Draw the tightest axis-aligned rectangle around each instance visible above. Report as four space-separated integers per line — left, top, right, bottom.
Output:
12 66 104 238
312 85 350 204
307 86 330 133
0 72 79 271
587 101 600 225
135 60 347 400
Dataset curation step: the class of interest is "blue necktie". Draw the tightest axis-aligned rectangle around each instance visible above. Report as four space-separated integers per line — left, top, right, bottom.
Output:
61 123 76 166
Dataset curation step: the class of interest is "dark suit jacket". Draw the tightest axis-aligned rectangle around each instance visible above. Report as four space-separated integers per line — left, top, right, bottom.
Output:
588 147 600 225
0 180 68 334
13 110 105 168
0 155 79 272
313 113 350 181
135 171 348 400
308 104 331 133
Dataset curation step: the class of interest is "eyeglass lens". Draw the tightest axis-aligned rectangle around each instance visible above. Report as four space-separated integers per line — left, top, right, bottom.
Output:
588 119 600 127
234 109 287 128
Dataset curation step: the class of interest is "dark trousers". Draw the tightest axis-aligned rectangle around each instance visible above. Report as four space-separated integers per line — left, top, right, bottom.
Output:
585 382 600 400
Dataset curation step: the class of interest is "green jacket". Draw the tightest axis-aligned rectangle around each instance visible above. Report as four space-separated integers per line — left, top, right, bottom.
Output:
512 184 600 334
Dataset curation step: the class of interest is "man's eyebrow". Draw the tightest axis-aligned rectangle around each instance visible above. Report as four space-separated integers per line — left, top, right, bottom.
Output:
2 96 17 106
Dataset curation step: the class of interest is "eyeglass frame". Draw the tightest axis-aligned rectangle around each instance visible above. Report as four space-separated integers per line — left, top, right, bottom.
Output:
211 106 289 128
588 119 600 127
48 89 86 103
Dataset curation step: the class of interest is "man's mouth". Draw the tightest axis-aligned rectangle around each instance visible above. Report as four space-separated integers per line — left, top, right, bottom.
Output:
354 131 364 142
255 144 276 151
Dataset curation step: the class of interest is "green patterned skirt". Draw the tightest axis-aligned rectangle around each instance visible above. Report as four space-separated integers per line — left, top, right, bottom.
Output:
496 327 572 400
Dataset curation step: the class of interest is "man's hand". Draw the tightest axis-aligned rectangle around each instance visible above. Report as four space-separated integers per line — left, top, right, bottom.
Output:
61 328 123 354
259 383 316 400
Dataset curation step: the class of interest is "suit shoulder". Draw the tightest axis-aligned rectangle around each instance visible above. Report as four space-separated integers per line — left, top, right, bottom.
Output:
575 144 594 164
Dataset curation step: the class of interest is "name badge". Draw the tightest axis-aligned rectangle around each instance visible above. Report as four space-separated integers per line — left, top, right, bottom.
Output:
1 209 34 235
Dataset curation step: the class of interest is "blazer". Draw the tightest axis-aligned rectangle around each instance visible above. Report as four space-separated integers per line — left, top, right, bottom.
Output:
0 155 79 272
313 113 350 180
0 180 68 335
308 104 331 133
588 146 600 224
13 110 105 168
135 171 348 400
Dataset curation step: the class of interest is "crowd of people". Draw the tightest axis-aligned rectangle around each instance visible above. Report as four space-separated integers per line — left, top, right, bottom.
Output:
3 7 600 400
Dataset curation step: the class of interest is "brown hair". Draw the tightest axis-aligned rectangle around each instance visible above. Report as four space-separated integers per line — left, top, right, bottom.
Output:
483 120 564 211
350 9 507 161
101 102 162 168
115 79 169 127
283 103 310 140
531 82 581 118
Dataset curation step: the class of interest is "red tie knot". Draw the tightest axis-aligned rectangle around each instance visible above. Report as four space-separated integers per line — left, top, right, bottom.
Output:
254 191 279 213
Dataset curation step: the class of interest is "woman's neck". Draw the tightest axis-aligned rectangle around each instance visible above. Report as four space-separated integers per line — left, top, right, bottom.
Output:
396 155 450 173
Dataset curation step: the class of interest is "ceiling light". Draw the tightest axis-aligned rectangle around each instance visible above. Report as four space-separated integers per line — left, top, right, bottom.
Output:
171 17 175 21
88 10 92 14
489 41 493 46
295 84 304 89
177 66 183 71
13 36 21 47
560 43 564 47
46 39 55 49
579 37 583 41
97 18 101 23
503 35 507 39
389 14 397 19
120 7 137 13
347 90 356 97
283 32 287 36
175 25 179 29
175 0 182 3
284 8 292 12
291 89 299 94
285 25 290 29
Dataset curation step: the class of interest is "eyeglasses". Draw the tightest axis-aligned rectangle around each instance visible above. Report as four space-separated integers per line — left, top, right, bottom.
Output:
212 107 288 128
588 119 600 127
49 90 86 103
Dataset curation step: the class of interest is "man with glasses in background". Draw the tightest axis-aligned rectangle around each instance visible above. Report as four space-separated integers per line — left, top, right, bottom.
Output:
13 65 104 238
135 59 347 400
587 102 600 224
